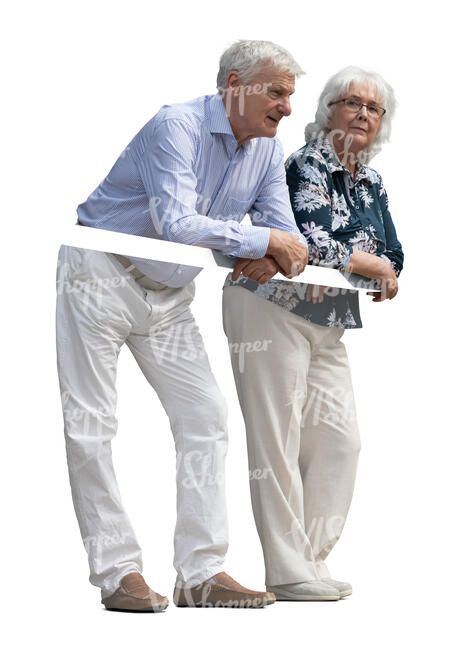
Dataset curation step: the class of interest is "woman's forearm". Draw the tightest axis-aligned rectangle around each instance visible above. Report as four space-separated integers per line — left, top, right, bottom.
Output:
344 249 393 280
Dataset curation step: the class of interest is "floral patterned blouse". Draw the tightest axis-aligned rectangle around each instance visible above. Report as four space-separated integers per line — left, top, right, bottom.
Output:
223 136 404 329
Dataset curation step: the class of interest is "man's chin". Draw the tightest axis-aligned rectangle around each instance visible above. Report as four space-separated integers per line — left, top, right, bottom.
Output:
261 122 278 136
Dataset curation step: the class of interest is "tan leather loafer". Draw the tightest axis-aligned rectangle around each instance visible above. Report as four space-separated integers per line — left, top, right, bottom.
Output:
102 572 169 612
173 571 276 608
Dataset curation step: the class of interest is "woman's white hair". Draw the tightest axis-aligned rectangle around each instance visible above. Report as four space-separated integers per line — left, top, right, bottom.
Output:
216 39 305 91
305 66 397 163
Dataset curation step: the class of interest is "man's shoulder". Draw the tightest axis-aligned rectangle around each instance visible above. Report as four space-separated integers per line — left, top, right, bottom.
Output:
155 94 212 126
139 94 213 141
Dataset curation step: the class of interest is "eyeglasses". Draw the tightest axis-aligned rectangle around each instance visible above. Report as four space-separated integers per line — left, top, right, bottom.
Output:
329 96 386 119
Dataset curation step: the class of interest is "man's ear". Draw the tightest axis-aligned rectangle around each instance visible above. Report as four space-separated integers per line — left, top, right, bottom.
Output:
226 70 242 94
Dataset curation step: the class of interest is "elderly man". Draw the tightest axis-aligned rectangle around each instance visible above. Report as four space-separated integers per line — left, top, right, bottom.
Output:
56 39 307 611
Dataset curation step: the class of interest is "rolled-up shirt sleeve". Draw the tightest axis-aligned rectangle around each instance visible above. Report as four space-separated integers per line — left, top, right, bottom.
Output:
136 118 270 258
377 180 404 276
285 155 353 268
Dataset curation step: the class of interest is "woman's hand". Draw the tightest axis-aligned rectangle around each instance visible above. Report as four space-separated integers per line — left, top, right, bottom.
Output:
345 250 398 301
367 264 399 301
305 284 329 303
232 256 280 284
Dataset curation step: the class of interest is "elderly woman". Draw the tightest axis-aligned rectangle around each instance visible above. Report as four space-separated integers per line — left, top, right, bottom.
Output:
222 67 403 601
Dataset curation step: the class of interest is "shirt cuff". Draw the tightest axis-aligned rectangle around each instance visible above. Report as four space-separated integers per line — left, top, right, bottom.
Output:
236 226 270 259
380 253 400 277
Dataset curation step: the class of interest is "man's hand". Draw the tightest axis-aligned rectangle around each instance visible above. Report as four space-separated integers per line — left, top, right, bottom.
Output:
266 229 308 278
232 256 280 284
305 284 329 303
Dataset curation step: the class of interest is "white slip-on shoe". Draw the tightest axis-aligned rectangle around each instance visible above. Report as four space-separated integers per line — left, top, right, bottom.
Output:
321 578 352 598
266 580 340 601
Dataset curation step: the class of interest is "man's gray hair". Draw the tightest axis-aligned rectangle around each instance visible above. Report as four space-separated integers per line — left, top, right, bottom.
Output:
216 40 305 91
305 66 397 163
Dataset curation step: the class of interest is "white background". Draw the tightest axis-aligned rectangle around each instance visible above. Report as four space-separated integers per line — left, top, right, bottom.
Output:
2 1 462 648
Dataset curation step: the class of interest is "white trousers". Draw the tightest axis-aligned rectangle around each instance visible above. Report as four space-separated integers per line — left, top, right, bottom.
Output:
56 246 228 598
222 286 361 587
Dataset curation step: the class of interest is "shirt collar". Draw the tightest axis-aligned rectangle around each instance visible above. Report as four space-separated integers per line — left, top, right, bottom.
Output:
207 93 257 157
354 166 372 184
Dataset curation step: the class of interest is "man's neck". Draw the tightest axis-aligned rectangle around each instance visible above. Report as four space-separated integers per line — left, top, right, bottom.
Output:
221 94 255 149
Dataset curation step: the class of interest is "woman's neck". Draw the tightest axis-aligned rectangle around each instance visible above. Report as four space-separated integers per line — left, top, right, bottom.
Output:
331 138 358 177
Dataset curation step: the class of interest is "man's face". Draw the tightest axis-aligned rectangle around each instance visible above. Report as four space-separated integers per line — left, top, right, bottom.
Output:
225 67 295 142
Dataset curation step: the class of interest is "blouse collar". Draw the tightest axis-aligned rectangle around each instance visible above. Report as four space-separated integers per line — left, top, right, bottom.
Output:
308 134 370 184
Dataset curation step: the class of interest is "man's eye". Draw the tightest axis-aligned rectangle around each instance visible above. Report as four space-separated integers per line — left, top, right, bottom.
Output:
269 91 280 98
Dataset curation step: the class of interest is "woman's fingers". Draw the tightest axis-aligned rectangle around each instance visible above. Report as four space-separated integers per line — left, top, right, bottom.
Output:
306 284 328 303
367 291 385 302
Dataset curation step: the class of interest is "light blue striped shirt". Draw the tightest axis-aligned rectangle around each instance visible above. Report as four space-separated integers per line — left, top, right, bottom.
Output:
77 92 306 287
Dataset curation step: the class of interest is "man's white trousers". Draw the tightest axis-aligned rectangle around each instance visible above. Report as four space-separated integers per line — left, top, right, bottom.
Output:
56 246 228 598
222 285 361 587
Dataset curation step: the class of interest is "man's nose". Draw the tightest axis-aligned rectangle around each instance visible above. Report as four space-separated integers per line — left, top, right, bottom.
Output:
278 97 292 117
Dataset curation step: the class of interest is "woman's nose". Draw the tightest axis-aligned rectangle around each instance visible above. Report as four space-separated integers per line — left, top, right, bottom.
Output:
358 105 368 119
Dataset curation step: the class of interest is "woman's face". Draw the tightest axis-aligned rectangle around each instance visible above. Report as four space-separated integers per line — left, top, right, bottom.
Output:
327 80 383 156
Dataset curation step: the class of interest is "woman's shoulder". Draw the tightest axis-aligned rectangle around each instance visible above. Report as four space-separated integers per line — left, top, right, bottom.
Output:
285 142 331 189
286 141 329 170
